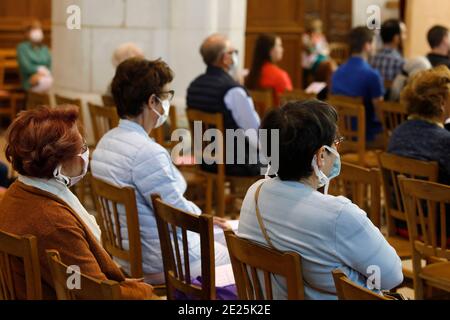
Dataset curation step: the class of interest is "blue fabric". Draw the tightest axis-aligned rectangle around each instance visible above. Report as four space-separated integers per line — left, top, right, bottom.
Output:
369 48 405 82
331 57 385 141
175 277 238 300
238 178 403 300
91 119 202 275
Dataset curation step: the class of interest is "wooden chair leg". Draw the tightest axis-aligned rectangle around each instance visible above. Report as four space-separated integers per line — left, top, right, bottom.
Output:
205 176 213 215
216 176 225 218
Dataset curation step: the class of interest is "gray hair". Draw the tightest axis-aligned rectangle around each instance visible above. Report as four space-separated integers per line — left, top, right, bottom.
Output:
200 34 228 66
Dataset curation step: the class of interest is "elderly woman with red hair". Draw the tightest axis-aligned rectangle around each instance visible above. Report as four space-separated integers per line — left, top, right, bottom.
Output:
0 106 154 300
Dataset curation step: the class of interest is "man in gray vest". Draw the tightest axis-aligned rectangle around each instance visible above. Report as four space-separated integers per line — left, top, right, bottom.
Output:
187 34 261 177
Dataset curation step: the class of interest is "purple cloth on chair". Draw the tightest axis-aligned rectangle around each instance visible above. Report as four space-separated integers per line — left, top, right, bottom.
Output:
174 276 238 300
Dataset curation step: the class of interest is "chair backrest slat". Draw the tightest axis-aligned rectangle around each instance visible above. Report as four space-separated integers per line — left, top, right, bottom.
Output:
224 230 305 300
249 89 274 117
90 176 143 278
46 250 121 300
280 89 316 105
55 94 85 135
0 231 42 300
377 152 439 237
26 92 51 110
151 194 215 300
379 101 408 147
329 162 381 227
88 102 120 146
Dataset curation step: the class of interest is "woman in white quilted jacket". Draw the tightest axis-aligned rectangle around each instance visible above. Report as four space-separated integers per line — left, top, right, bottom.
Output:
91 57 231 285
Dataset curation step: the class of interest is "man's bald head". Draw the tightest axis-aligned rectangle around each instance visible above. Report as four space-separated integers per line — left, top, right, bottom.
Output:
200 34 230 66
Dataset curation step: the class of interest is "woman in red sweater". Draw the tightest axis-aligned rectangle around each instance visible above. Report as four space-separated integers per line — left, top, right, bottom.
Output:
246 33 293 107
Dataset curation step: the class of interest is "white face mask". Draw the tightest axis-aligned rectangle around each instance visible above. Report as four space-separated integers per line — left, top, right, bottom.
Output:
311 145 340 195
151 96 170 128
29 29 44 43
53 148 90 188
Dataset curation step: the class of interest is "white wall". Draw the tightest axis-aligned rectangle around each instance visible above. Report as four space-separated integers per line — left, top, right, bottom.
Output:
51 0 248 143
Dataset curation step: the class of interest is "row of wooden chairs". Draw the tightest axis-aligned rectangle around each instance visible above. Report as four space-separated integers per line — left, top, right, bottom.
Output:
3 173 448 300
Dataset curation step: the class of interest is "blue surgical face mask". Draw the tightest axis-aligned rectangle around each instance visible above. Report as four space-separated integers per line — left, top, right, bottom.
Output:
311 145 341 194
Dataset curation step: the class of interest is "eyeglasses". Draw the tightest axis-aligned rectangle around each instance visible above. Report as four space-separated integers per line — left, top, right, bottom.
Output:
225 49 238 56
158 90 175 102
80 140 88 153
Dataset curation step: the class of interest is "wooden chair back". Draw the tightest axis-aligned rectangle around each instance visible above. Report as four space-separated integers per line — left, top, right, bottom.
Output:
0 230 42 300
224 230 304 300
400 178 450 261
329 162 382 228
0 57 5 89
26 91 51 110
379 101 408 147
151 194 215 300
327 95 366 164
332 269 391 300
101 94 115 107
55 94 85 135
46 250 121 300
186 108 225 216
249 89 274 116
150 105 178 149
377 152 439 237
280 89 316 105
90 176 143 278
329 42 349 65
88 102 120 146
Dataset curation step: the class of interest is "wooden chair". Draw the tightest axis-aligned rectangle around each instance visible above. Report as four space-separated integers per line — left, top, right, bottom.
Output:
329 42 349 65
280 89 316 105
0 230 42 300
90 176 143 279
88 102 120 146
101 94 115 107
186 109 259 217
379 101 408 147
332 269 391 300
399 178 450 300
249 89 274 117
26 91 51 110
377 152 439 265
327 95 378 168
329 162 382 228
0 57 25 121
46 250 121 300
224 230 304 300
151 194 216 300
54 94 84 132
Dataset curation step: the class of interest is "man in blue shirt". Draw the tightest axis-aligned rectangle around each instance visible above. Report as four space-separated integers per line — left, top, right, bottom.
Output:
332 26 385 144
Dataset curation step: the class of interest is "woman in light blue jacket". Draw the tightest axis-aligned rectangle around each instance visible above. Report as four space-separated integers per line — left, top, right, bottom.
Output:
91 58 230 284
238 100 403 299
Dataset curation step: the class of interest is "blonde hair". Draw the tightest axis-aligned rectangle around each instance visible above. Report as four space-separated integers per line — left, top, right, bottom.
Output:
112 42 145 68
401 65 450 118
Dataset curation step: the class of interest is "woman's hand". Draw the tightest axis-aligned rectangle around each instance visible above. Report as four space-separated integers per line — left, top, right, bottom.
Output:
213 217 231 231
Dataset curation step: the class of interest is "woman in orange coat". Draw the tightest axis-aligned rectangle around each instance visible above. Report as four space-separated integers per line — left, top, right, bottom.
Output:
246 33 293 107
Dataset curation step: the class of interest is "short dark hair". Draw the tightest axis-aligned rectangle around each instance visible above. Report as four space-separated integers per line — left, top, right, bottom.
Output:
381 19 402 44
427 25 449 49
111 58 174 118
261 100 338 181
349 26 374 54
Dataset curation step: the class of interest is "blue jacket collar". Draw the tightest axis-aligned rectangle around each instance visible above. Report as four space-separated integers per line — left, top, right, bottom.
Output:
118 119 149 138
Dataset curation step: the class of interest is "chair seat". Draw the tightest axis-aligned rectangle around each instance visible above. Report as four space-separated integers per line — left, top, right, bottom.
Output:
420 262 450 288
386 236 412 259
341 151 379 168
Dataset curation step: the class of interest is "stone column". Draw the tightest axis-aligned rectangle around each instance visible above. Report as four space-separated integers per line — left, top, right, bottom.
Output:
51 0 247 143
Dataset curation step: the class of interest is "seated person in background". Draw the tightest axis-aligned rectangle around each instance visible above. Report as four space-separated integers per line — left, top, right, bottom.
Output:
426 25 450 69
388 65 450 186
302 19 330 82
389 56 432 102
0 106 153 300
187 34 262 177
91 58 231 285
331 26 385 145
105 42 145 96
245 33 293 106
238 100 403 300
17 20 53 93
370 19 406 83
